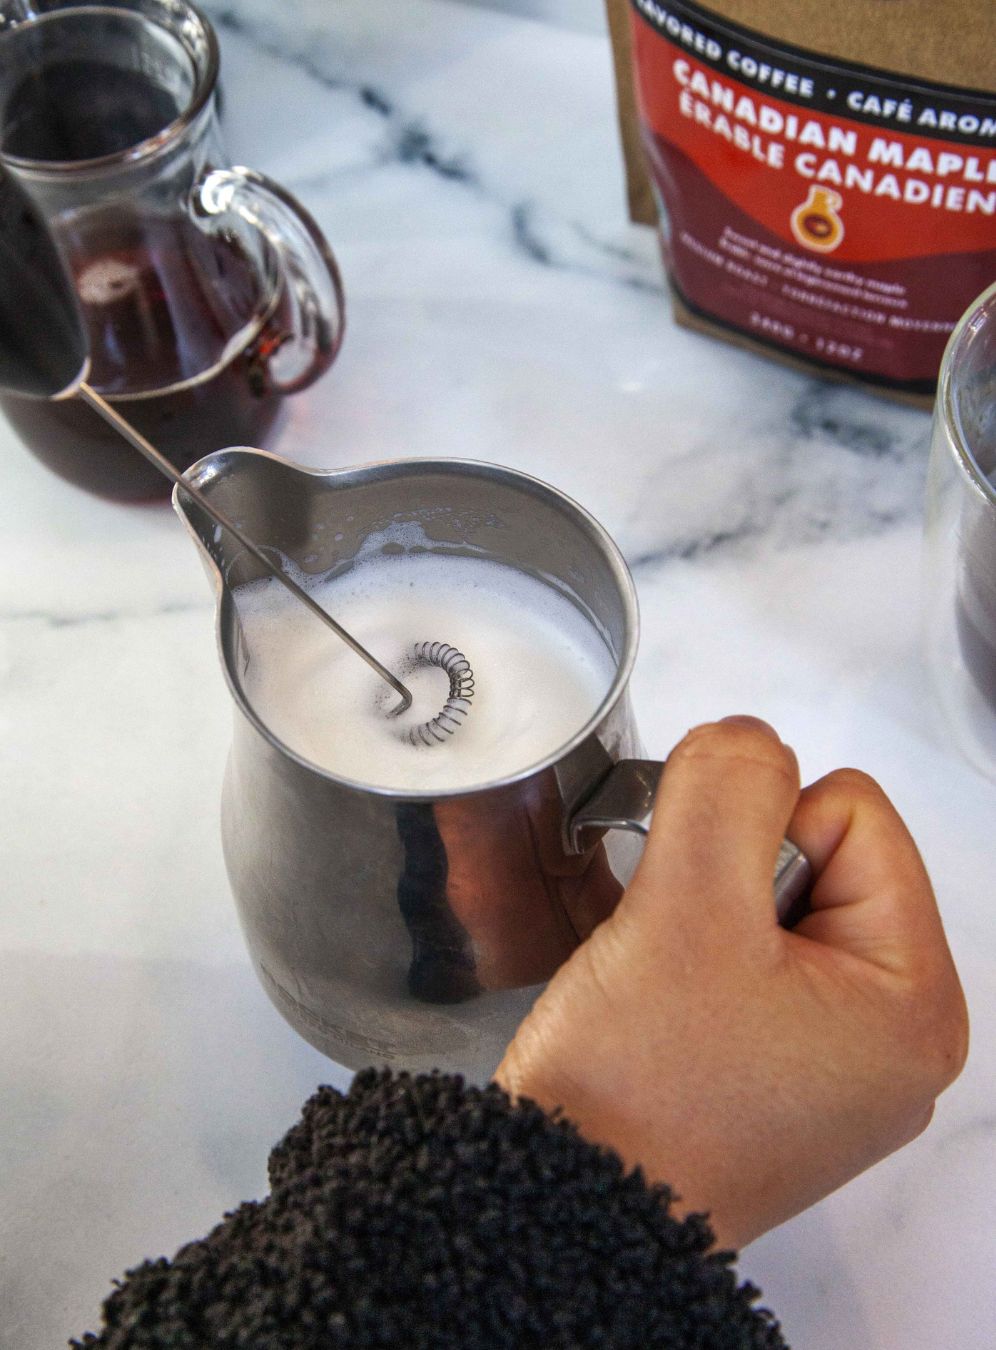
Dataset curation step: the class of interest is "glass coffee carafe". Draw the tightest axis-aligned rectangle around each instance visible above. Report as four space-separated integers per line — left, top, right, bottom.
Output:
0 0 344 501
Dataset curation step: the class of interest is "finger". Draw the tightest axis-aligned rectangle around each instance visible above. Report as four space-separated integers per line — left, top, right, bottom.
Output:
787 768 950 976
628 717 801 933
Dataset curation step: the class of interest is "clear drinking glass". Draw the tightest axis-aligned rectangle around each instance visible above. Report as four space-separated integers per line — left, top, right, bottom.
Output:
923 280 996 779
0 0 345 501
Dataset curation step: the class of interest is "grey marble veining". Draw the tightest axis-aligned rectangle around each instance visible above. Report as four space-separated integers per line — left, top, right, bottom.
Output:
208 0 663 293
1 2 993 1348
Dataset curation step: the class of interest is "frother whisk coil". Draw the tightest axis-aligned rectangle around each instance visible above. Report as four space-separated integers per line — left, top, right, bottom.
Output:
402 641 475 747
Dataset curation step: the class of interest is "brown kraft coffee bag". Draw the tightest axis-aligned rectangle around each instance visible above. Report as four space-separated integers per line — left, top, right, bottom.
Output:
605 0 996 403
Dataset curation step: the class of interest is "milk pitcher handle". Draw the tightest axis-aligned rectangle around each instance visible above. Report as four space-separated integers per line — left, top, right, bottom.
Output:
569 759 812 925
190 166 345 393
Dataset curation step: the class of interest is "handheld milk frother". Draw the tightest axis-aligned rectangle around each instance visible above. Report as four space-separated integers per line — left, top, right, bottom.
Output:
3 166 812 1076
0 162 474 739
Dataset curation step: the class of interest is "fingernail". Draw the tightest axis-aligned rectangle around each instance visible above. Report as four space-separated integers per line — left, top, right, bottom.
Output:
719 714 779 737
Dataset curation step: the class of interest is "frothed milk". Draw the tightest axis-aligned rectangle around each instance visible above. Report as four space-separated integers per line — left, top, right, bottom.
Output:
235 553 616 790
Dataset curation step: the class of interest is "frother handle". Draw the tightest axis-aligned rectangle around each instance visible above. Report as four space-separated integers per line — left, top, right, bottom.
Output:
190 166 345 393
0 163 88 399
75 383 413 714
568 759 812 925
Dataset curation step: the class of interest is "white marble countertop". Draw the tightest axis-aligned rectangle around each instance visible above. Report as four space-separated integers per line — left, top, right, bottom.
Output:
2 1 994 1345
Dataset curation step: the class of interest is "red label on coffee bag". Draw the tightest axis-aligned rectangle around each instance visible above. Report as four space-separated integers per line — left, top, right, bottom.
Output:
630 0 996 392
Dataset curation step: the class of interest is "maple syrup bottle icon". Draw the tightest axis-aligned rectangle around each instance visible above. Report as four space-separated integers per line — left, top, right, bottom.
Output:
790 186 845 252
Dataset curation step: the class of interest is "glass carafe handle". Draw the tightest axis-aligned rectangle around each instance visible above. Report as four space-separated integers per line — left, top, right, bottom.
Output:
190 166 345 393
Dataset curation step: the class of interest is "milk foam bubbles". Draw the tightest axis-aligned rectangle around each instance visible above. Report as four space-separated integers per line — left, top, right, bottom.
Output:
235 553 616 790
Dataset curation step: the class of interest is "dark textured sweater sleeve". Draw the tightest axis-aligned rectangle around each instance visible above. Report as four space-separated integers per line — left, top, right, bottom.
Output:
71 1068 787 1349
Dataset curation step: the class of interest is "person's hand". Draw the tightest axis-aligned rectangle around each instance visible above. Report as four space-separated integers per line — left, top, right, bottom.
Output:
494 717 969 1249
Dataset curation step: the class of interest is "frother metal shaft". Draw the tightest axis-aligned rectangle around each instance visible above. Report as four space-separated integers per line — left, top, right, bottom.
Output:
76 382 413 714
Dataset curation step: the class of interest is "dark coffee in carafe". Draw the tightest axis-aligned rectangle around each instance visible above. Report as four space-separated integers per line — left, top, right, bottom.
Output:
0 1 343 501
0 208 291 501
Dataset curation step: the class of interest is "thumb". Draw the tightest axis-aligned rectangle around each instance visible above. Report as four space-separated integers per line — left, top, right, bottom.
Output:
626 717 802 936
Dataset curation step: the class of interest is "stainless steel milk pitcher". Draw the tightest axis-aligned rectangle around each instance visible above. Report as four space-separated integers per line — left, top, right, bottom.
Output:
176 451 808 1078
